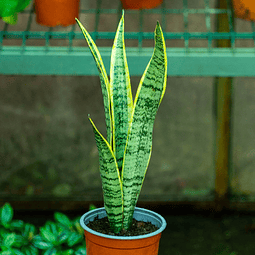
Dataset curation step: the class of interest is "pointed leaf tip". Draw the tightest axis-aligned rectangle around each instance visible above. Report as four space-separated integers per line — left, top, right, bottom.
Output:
156 21 161 30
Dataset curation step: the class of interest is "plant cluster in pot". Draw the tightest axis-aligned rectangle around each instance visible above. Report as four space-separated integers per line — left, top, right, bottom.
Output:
34 0 80 27
76 10 167 255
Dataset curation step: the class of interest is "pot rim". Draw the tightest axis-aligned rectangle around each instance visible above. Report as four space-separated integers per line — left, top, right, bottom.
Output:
80 207 167 240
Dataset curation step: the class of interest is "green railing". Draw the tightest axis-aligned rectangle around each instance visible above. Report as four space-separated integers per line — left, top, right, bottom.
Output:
0 0 255 76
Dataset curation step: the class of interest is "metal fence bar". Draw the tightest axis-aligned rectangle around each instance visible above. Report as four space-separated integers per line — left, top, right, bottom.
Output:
182 0 189 50
1 2 255 75
2 31 255 41
68 25 76 50
138 10 143 49
161 0 166 33
251 22 255 50
17 5 234 15
1 6 251 42
93 0 102 42
204 0 212 51
226 0 235 51
1 46 255 76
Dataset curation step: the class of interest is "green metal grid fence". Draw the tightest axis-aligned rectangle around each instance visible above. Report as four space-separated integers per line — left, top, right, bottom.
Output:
1 0 255 76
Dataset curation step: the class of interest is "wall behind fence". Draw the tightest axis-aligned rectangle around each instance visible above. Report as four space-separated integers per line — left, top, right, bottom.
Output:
0 75 215 202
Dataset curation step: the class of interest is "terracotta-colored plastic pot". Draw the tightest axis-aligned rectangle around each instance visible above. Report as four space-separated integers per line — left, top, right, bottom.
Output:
232 0 255 21
120 0 163 10
34 0 80 27
80 207 167 255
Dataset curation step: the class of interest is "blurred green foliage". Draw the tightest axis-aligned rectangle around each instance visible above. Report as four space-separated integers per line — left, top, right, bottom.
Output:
0 0 31 25
0 203 96 254
0 0 31 17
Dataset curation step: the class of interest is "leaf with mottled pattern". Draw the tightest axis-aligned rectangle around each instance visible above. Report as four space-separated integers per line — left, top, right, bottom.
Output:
110 11 133 169
88 117 123 233
75 18 112 147
122 21 167 229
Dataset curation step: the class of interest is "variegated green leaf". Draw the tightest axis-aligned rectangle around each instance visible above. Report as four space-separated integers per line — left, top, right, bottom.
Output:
22 245 39 255
75 18 112 146
54 212 72 228
43 248 57 255
32 235 53 250
88 117 123 233
110 11 133 169
3 233 16 247
74 248 86 255
122 21 167 229
1 203 13 227
67 232 82 247
40 227 56 244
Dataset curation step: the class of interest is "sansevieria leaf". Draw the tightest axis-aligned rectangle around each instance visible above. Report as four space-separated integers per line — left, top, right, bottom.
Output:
122 21 167 229
88 117 123 233
75 18 112 146
110 11 133 170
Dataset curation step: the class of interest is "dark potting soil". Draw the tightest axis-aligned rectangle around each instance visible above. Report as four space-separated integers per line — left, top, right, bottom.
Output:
86 215 159 236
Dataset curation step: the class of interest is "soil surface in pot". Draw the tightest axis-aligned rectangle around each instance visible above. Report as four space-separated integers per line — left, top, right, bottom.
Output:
87 215 159 236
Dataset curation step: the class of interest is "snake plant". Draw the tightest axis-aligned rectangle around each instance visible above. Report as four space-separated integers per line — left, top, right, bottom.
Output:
76 11 167 234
